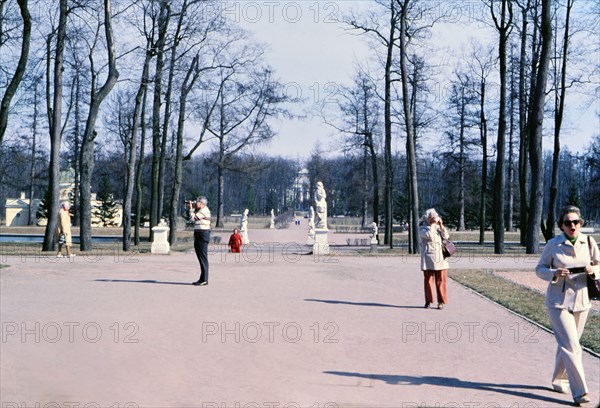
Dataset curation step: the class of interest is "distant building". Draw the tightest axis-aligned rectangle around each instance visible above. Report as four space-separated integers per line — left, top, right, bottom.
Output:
5 192 41 226
292 168 310 211
4 169 123 227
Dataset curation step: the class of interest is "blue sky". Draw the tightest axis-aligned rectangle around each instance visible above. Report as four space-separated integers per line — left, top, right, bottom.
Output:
222 0 599 159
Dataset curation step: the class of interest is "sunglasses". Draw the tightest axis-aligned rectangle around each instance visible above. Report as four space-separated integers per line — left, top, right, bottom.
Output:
563 219 581 227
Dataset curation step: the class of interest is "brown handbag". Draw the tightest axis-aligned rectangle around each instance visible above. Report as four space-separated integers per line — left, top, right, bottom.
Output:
438 230 457 258
587 236 600 300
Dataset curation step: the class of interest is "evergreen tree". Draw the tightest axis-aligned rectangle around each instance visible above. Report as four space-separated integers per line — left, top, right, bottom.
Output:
265 190 278 214
93 174 119 227
36 188 52 223
244 185 257 214
564 184 581 209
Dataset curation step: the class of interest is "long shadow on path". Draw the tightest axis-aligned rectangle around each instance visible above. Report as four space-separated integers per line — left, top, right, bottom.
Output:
94 279 192 286
305 299 423 309
323 371 569 405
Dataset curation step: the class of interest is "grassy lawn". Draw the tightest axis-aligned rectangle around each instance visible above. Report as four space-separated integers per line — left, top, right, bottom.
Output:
449 269 600 354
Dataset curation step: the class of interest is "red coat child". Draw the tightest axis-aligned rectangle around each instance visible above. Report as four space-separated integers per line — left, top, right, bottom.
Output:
228 228 243 253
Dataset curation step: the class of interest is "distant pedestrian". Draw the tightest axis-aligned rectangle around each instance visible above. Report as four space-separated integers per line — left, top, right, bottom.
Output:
189 197 211 286
419 208 449 310
228 228 243 253
535 205 599 406
56 202 74 258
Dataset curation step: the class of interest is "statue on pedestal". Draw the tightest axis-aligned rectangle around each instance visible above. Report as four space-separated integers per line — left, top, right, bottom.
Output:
370 222 378 244
307 207 315 245
314 181 327 229
240 208 250 244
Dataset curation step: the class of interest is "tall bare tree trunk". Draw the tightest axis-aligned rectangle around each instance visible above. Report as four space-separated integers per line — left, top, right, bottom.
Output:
543 0 572 242
526 0 552 254
79 0 120 251
123 49 153 251
479 76 488 245
0 0 30 145
71 72 81 227
491 0 513 254
28 78 39 225
399 0 419 254
507 45 516 232
361 143 368 228
518 1 532 246
169 55 200 246
150 0 170 241
134 88 148 246
458 85 466 231
367 132 379 227
42 0 67 251
383 0 397 248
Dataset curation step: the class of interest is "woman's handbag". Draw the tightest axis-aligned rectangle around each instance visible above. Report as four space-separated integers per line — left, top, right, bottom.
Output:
58 232 66 245
438 230 457 258
587 236 600 300
442 238 458 259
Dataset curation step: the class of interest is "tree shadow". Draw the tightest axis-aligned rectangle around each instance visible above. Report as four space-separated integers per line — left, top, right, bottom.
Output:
304 298 423 309
94 279 192 286
323 371 570 405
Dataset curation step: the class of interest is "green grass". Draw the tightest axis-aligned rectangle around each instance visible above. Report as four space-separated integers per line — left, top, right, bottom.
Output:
449 269 600 354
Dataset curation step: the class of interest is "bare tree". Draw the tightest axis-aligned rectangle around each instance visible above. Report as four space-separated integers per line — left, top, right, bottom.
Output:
321 69 381 228
526 0 552 254
207 58 290 228
149 0 170 241
397 0 421 253
0 0 30 145
79 0 120 251
468 44 495 244
490 0 513 254
42 0 67 251
542 0 574 241
345 0 399 247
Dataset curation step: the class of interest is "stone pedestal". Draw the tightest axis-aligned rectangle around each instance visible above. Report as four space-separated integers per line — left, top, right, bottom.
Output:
370 233 379 253
312 228 329 255
151 226 170 254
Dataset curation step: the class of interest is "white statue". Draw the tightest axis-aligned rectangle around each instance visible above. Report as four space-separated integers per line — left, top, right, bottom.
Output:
370 222 378 244
307 207 315 245
308 207 315 234
240 208 250 244
270 209 275 229
314 181 327 229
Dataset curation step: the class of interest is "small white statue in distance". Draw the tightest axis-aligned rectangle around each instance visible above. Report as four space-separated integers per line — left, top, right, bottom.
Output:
370 222 378 244
270 209 275 229
240 208 250 244
314 181 327 229
307 207 315 245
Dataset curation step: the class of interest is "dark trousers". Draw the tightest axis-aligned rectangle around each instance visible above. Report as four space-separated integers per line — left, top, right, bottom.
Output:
194 230 210 283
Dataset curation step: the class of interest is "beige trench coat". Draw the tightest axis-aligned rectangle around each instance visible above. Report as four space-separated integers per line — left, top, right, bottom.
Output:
535 233 600 312
419 223 450 271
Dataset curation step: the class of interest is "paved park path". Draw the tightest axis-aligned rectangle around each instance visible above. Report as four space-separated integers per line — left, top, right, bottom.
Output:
1 227 599 407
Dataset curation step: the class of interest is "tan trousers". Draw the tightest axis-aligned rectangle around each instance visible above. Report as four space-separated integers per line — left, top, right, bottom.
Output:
547 307 589 398
423 269 448 304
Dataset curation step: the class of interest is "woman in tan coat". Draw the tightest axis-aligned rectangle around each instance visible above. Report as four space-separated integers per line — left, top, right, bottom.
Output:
536 205 599 406
56 201 73 258
419 208 450 309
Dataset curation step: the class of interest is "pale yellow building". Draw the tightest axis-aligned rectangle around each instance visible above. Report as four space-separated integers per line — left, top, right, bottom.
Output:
4 169 123 227
5 192 41 226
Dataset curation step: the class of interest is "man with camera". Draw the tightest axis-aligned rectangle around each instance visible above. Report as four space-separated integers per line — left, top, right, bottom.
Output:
189 197 211 286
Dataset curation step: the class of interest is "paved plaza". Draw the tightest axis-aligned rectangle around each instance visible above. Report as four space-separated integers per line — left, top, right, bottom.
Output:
1 228 599 407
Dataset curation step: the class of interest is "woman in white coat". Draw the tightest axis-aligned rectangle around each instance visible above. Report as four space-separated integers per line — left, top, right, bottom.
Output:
419 208 450 310
535 205 599 406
